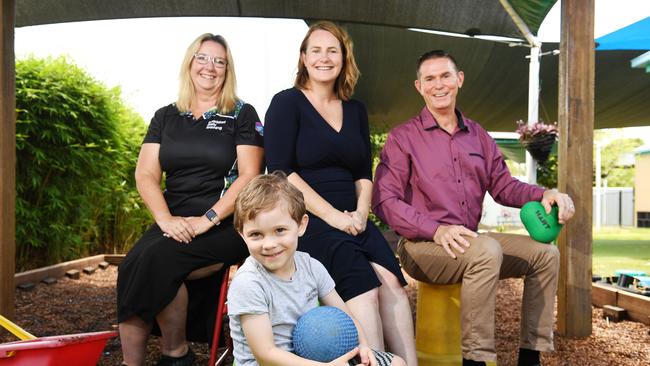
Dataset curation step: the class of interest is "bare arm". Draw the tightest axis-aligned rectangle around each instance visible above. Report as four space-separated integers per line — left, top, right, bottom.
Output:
349 101 373 234
184 145 264 235
135 143 195 243
241 313 360 366
287 172 358 236
348 179 372 233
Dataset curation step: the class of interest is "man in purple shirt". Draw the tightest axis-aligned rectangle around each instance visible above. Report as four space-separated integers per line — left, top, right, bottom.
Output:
372 50 575 366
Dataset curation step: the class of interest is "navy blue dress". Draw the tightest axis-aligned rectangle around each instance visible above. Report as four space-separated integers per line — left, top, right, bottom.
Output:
265 88 406 301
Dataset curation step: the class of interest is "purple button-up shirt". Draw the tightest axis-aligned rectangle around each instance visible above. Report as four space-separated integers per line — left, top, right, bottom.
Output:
372 107 545 241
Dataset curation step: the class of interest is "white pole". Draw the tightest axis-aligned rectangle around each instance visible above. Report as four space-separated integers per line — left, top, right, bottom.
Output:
603 178 608 226
499 0 542 185
527 45 540 184
595 142 602 229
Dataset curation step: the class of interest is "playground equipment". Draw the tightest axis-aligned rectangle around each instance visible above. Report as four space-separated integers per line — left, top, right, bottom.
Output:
0 314 116 365
608 270 650 296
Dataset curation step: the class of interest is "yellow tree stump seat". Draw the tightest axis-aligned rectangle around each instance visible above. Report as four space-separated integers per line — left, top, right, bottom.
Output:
415 282 496 366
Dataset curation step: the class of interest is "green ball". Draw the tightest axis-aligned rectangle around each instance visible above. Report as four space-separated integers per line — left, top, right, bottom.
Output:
520 201 563 243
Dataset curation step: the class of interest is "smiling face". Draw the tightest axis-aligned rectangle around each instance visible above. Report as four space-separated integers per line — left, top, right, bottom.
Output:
190 40 227 94
301 29 343 86
415 57 464 114
240 203 309 279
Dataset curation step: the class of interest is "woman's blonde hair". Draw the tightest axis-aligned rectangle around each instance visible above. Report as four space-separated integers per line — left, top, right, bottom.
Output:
294 21 360 101
176 33 238 113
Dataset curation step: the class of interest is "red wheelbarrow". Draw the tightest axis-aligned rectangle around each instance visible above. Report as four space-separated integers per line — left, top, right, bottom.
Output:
0 314 117 366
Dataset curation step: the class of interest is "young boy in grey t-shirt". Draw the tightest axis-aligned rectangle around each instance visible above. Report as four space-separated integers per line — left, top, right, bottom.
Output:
229 173 405 366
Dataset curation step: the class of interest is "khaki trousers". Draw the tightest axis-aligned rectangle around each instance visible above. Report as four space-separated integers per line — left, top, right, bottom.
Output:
398 233 560 362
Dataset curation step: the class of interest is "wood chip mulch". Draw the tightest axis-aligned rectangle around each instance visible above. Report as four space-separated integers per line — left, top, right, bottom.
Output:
1 265 649 365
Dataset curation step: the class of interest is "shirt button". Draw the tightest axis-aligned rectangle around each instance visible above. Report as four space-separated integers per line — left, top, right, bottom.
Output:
457 179 461 183
453 158 457 162
461 202 465 205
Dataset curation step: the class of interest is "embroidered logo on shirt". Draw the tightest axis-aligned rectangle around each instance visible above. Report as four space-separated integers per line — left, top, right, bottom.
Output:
206 120 227 130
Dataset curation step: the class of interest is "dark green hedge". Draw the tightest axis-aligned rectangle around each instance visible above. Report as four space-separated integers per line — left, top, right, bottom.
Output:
16 56 149 271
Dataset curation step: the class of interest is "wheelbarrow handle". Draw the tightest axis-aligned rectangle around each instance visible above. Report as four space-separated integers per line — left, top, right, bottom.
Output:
0 314 36 340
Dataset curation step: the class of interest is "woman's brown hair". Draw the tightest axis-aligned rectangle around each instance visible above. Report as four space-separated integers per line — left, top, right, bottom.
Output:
294 21 360 101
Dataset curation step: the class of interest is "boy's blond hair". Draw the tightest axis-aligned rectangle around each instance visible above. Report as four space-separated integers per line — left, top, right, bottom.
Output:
234 172 306 232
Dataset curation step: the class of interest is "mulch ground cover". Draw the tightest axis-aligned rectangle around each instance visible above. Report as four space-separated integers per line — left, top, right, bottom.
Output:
1 265 649 365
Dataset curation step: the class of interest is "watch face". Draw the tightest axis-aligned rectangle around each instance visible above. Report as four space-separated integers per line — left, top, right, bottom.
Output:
205 209 217 222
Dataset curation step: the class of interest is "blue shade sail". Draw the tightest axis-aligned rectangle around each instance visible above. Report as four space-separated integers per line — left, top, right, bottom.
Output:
596 16 650 51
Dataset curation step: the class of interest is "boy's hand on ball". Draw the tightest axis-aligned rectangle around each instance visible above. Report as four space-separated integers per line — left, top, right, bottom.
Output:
331 347 359 365
358 344 376 365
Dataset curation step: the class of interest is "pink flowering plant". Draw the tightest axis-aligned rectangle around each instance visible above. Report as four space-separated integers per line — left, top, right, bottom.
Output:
515 120 558 142
516 120 558 165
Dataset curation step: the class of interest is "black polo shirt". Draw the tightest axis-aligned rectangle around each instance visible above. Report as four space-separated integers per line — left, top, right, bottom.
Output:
143 100 263 216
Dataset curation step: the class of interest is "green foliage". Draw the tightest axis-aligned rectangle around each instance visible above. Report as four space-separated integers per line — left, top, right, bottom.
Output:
369 130 389 230
15 56 149 270
369 131 387 173
536 155 558 189
512 133 643 190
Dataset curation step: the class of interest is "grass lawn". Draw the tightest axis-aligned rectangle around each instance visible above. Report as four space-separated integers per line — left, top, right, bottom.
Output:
501 227 650 276
593 227 650 276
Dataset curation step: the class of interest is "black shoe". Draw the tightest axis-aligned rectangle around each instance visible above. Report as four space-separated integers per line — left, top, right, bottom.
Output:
518 348 541 366
462 359 486 366
156 346 195 366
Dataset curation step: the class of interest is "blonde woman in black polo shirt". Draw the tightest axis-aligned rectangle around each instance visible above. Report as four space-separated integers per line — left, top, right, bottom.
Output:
117 33 264 366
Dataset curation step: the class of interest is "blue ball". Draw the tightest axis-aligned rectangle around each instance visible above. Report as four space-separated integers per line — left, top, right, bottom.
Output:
293 306 359 362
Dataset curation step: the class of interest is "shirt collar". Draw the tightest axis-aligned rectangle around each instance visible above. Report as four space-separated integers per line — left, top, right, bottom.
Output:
179 106 218 120
419 107 468 131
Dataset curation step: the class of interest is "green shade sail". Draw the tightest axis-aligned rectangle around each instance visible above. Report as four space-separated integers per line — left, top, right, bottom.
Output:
509 0 558 35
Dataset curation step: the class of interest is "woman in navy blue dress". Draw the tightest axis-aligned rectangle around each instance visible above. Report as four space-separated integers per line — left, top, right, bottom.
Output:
117 34 264 365
264 22 417 365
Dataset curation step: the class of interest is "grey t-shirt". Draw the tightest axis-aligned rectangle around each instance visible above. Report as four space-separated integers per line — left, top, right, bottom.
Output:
228 251 336 366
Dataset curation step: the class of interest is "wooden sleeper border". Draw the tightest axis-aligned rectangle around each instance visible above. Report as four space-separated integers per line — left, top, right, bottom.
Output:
12 254 650 326
14 254 125 287
592 282 650 325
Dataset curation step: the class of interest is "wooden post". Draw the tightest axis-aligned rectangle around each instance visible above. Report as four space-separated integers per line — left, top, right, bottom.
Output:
556 0 594 337
0 0 16 319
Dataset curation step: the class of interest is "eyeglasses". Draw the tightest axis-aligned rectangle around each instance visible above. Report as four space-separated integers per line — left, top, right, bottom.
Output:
193 53 228 68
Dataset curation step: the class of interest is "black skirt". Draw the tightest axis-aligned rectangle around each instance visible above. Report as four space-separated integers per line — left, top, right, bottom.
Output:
117 219 248 342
